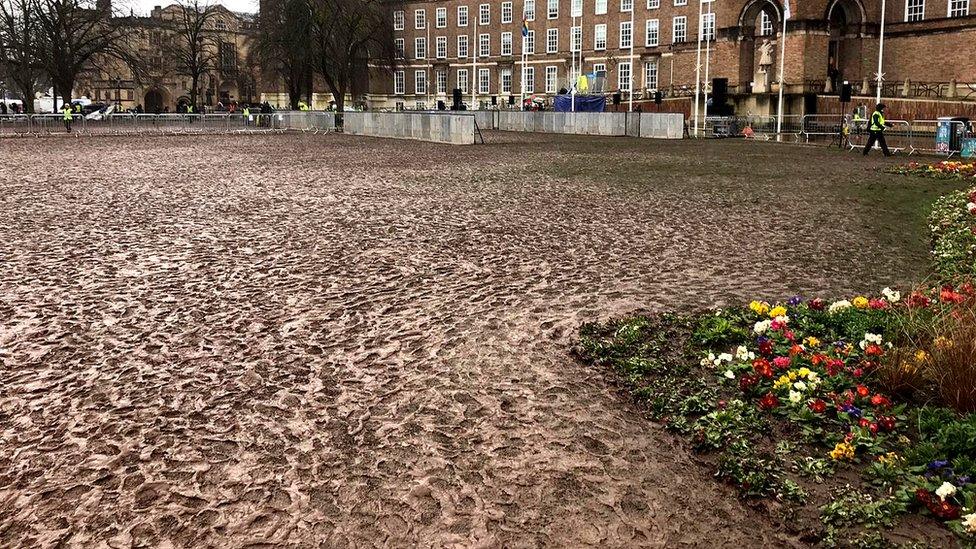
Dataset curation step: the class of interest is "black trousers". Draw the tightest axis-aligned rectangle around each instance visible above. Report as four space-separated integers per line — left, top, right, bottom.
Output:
863 130 890 156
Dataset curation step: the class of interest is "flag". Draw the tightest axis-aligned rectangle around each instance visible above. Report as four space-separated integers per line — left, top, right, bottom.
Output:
783 0 791 19
521 17 529 37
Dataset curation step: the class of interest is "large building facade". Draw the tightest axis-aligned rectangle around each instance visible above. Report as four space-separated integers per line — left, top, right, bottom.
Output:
74 4 256 112
367 0 976 114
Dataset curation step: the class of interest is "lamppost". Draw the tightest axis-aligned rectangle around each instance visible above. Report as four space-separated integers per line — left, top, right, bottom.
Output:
115 76 122 109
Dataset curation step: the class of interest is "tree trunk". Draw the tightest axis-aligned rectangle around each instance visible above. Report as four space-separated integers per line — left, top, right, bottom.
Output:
190 74 199 109
332 86 345 128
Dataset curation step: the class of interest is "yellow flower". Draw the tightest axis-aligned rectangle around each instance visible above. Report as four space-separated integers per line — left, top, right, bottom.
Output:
914 349 930 364
900 361 918 374
829 442 855 461
788 371 799 381
934 336 953 350
797 367 811 378
877 452 902 467
768 306 787 318
749 300 770 316
853 296 869 309
805 336 821 348
774 376 792 389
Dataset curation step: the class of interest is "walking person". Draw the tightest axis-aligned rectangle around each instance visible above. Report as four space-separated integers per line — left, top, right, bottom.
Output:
62 103 74 132
863 103 892 157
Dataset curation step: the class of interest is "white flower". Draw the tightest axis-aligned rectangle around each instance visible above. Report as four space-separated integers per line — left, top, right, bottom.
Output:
968 202 976 214
788 390 802 403
859 333 882 350
754 320 771 334
963 512 976 533
724 370 736 379
828 300 852 314
793 381 807 391
882 287 901 303
936 481 957 501
718 353 734 363
807 372 820 383
735 345 750 360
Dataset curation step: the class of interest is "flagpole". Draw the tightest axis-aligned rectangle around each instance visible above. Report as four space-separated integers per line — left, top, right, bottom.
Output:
775 1 789 139
876 0 886 104
628 3 634 112
702 0 712 123
572 11 577 113
472 9 478 109
693 0 703 136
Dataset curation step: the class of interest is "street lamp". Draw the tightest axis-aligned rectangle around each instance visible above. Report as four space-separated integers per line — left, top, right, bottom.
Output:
115 76 122 109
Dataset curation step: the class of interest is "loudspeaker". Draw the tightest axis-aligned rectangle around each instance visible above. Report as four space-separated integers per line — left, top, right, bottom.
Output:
804 92 818 115
491 95 497 106
712 78 728 103
508 95 515 105
452 88 463 110
613 92 621 105
437 100 446 111
654 91 663 105
840 82 852 103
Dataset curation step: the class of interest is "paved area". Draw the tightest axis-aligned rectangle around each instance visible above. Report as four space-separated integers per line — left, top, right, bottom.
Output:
0 132 931 547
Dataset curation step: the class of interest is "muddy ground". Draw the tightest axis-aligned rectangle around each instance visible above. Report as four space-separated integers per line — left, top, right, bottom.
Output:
0 132 947 547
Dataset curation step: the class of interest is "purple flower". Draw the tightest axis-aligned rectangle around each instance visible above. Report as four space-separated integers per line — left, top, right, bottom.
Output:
788 295 803 306
928 460 950 470
841 404 862 419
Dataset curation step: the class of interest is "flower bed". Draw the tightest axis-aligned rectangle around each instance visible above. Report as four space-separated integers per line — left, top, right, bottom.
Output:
930 187 976 279
889 161 976 180
577 288 976 546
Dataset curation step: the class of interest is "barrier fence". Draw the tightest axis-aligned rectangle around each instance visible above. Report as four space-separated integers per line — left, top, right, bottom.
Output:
0 112 336 137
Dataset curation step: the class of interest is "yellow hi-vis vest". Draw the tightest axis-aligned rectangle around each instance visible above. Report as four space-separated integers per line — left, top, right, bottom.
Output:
870 111 886 131
243 107 250 117
62 107 72 121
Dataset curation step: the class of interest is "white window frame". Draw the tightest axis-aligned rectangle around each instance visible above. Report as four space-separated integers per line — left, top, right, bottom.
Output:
394 70 405 94
593 62 606 74
394 38 405 59
415 9 426 29
548 0 559 19
458 35 469 58
545 65 558 93
502 1 514 23
646 19 659 46
458 5 469 27
523 29 535 53
501 68 513 93
415 70 427 94
594 23 607 50
700 12 715 41
674 0 687 6
479 33 490 56
619 21 632 48
672 16 687 43
949 0 969 16
525 0 536 20
502 31 514 55
437 70 448 94
596 0 608 14
457 68 469 93
479 68 491 94
436 36 448 58
647 0 660 8
547 28 559 52
480 3 491 25
523 66 535 92
760 11 774 35
571 25 582 51
571 0 583 16
644 59 658 90
393 10 404 31
618 61 632 92
621 0 633 11
436 7 447 28
415 37 427 59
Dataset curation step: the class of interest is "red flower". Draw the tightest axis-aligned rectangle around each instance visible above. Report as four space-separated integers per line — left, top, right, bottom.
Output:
808 399 827 413
869 298 888 309
758 340 774 356
878 415 896 432
758 393 779 410
826 359 844 376
859 417 871 428
784 330 796 342
809 298 825 311
739 374 759 392
916 488 933 504
907 292 931 308
853 367 865 378
869 422 879 435
864 343 884 357
940 286 965 304
752 358 773 378
960 281 975 296
870 394 890 407
772 356 791 370
789 344 804 356
856 385 870 398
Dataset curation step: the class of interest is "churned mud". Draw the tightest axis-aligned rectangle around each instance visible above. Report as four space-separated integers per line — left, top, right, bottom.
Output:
0 132 939 547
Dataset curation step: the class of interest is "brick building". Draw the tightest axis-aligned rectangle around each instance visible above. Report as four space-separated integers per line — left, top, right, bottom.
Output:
364 0 975 115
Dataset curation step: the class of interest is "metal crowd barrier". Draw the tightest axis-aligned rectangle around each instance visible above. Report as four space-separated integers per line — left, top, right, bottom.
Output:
696 115 803 141
0 112 335 137
909 119 969 157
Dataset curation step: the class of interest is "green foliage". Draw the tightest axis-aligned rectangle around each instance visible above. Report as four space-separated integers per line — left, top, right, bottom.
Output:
929 188 976 280
716 440 785 498
693 310 750 348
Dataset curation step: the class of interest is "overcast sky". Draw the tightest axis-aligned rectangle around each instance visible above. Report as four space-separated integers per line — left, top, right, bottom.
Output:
118 0 258 16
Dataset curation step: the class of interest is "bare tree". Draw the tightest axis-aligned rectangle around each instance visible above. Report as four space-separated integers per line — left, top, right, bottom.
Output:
308 0 399 114
165 0 220 108
250 0 312 109
0 0 44 111
33 0 137 107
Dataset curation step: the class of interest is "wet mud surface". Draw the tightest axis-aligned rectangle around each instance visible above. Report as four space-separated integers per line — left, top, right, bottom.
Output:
0 132 936 547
